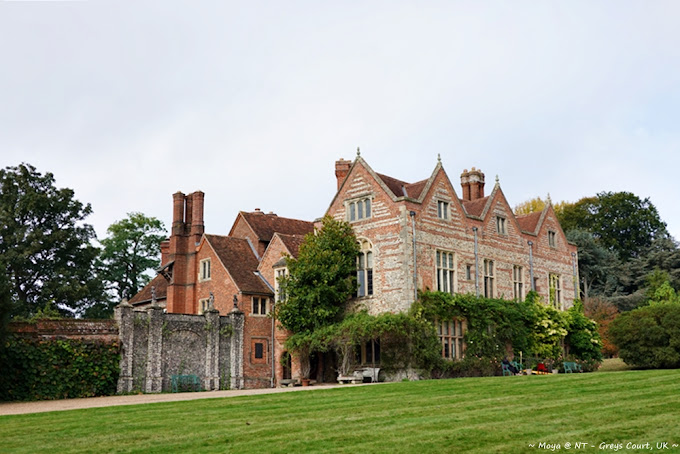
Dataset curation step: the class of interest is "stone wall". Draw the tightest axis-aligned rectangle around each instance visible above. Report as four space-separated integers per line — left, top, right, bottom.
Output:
9 319 119 343
116 302 244 393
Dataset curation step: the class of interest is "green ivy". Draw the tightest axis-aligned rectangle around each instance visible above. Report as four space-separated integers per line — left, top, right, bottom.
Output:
0 336 120 401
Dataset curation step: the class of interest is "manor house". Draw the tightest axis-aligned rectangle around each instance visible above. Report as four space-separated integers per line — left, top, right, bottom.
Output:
129 153 578 388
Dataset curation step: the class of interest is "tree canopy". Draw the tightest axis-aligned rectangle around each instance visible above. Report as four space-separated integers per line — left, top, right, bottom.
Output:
276 215 360 334
0 164 103 318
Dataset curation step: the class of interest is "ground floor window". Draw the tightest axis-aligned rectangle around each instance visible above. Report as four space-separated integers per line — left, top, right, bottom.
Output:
549 273 561 309
355 339 381 365
251 338 269 364
436 319 466 360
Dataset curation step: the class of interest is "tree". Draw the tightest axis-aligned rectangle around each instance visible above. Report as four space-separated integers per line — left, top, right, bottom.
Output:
0 164 103 318
583 297 619 357
566 229 620 299
513 196 568 216
97 213 166 311
558 192 668 261
276 215 360 334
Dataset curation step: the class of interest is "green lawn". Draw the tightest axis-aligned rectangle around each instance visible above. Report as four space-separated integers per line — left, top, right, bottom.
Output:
2 370 680 453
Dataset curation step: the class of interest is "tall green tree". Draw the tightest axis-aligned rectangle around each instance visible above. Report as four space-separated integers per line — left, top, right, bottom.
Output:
0 163 103 318
566 229 620 299
98 212 166 303
276 215 360 334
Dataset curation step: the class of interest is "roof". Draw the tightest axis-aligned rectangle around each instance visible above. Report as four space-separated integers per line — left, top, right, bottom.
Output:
204 234 272 294
238 212 314 243
376 173 428 200
129 274 168 305
277 233 308 259
461 196 490 218
516 211 543 234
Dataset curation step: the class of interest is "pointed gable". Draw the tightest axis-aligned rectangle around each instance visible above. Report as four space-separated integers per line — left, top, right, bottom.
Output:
516 211 543 235
461 196 490 218
230 211 314 243
204 234 271 294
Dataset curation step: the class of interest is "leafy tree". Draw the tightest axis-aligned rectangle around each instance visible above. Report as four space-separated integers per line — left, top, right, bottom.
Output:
566 229 620 299
276 215 360 334
583 297 619 357
0 163 103 318
564 301 603 362
513 196 567 216
558 192 668 261
96 213 166 313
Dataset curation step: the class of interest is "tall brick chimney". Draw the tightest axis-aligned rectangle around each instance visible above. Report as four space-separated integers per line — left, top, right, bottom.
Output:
335 159 352 190
460 167 485 201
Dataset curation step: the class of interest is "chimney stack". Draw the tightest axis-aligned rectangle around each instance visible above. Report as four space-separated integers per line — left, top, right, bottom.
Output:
460 167 485 201
189 191 205 237
335 159 352 190
172 192 185 235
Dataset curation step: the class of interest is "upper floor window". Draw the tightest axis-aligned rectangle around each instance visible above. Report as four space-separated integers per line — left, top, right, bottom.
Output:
348 197 371 222
465 264 473 281
548 231 557 248
275 268 288 302
483 259 494 298
357 240 373 297
252 296 269 315
437 200 449 220
436 250 455 294
199 258 211 281
549 274 561 309
496 216 507 235
513 265 524 301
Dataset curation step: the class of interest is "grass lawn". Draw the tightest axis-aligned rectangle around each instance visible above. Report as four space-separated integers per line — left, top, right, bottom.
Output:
1 370 679 453
597 358 635 372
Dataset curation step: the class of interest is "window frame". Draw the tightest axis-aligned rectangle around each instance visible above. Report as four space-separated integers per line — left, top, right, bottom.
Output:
548 230 557 248
496 216 507 235
437 200 449 220
436 250 456 294
436 318 466 360
251 296 269 316
483 259 494 298
251 338 269 364
549 273 562 309
513 265 524 301
199 258 211 281
347 196 372 222
357 240 374 298
198 298 210 315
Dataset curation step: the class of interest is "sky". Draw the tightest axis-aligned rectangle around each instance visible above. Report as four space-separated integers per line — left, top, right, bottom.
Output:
2 1 679 243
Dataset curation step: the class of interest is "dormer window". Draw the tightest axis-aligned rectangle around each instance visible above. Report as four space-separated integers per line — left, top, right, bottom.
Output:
348 197 371 222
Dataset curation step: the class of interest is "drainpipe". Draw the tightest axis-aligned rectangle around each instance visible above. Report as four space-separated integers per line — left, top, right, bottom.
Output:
271 299 276 388
472 227 479 297
571 252 578 301
528 241 535 291
410 211 418 302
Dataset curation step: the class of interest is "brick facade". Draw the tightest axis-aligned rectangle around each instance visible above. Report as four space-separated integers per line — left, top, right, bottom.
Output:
131 154 578 388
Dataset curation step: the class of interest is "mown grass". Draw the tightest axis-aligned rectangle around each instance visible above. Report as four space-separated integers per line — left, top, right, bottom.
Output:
597 357 634 372
1 370 679 453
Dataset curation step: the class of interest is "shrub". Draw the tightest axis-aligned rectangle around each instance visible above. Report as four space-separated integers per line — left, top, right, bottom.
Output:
609 301 680 369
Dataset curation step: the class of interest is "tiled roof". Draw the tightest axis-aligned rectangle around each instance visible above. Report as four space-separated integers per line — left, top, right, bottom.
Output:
205 234 272 294
129 274 168 305
516 211 542 234
462 196 490 218
277 233 308 259
376 173 429 200
240 212 314 242
404 179 428 200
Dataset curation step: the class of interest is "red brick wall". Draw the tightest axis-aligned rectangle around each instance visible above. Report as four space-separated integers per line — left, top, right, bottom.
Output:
9 320 119 343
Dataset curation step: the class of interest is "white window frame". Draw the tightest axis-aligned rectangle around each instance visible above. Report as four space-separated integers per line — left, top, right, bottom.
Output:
549 273 562 309
357 240 373 298
436 250 456 294
251 296 269 316
548 230 557 248
199 258 211 281
274 267 288 302
348 197 372 222
496 216 507 235
513 265 524 301
437 200 449 220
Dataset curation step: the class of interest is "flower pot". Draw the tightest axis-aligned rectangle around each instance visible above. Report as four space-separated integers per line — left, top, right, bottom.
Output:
301 378 310 387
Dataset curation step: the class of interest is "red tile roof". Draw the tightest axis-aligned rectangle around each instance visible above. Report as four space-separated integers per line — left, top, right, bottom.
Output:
462 196 490 218
239 212 314 242
516 211 542 234
205 234 272 294
277 233 308 259
129 274 168 305
376 173 429 200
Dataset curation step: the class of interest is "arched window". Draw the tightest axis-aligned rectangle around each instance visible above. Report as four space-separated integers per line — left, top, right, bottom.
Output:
357 239 374 297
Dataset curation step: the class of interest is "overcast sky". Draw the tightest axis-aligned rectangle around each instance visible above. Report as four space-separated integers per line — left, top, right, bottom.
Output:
2 1 679 243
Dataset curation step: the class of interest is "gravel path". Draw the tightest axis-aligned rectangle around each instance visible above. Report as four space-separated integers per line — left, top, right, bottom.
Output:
0 383 367 416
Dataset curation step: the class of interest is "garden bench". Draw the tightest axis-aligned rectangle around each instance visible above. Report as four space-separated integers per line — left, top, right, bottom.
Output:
563 362 582 373
361 367 380 383
502 363 515 376
171 374 201 392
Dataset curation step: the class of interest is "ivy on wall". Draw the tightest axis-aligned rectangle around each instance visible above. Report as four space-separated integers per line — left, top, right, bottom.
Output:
0 336 120 401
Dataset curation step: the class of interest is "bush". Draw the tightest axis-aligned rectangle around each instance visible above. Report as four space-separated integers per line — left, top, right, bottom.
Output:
609 302 680 369
0 336 120 401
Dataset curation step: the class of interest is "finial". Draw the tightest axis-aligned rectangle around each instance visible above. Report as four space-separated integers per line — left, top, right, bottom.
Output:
495 175 500 185
356 147 361 157
547 193 552 205
437 153 441 164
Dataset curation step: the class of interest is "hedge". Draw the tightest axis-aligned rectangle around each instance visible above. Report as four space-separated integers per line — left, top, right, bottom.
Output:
0 336 120 401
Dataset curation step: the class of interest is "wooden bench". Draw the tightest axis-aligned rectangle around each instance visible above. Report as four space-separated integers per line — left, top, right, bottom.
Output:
563 362 583 373
171 374 201 392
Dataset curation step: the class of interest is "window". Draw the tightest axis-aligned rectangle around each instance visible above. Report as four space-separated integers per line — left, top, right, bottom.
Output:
549 274 561 309
199 258 211 281
355 339 381 365
198 298 210 315
513 265 524 301
465 264 473 281
483 259 494 298
357 240 373 297
496 216 506 235
437 200 449 220
348 197 371 222
251 339 268 364
437 319 466 360
275 268 288 302
252 297 268 315
548 231 556 248
436 250 455 294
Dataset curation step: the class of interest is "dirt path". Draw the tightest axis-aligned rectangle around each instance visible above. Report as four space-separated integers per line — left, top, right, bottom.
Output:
0 383 369 416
